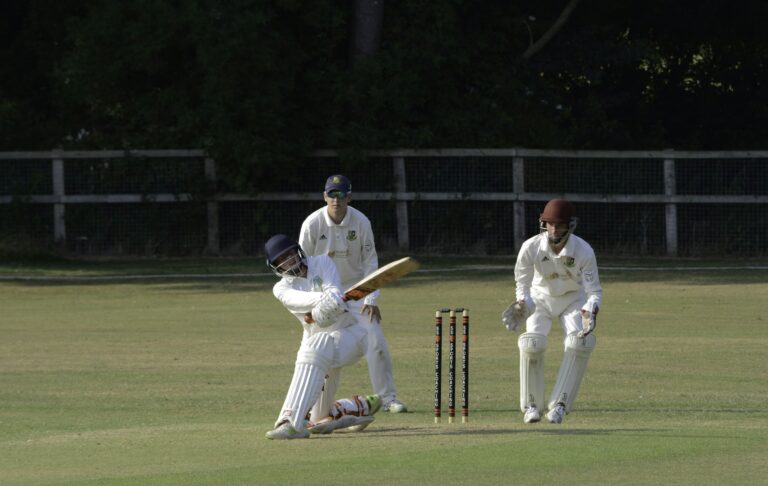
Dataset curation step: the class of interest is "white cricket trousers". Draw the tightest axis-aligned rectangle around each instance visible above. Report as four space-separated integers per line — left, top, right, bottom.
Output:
527 288 586 336
348 300 397 403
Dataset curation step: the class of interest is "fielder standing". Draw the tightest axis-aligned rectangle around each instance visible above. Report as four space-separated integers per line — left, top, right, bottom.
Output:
299 174 408 413
264 234 381 440
502 199 602 424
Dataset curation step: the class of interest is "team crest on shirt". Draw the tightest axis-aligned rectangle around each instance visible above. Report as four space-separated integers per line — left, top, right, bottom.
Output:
563 256 575 267
347 230 357 241
328 251 336 258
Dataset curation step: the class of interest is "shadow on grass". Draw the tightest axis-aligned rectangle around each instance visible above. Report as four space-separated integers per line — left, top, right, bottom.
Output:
1 276 277 293
311 426 659 439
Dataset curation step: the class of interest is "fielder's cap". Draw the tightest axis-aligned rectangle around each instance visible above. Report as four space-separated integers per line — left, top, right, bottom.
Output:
325 174 352 193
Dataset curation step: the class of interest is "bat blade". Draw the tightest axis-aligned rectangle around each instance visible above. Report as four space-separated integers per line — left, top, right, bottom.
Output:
303 257 420 323
344 257 420 300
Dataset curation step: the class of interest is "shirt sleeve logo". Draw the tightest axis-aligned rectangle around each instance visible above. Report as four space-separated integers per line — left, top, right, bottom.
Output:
346 230 357 241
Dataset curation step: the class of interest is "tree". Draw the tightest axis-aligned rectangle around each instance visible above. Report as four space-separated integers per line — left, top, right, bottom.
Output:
352 0 385 62
1 0 766 169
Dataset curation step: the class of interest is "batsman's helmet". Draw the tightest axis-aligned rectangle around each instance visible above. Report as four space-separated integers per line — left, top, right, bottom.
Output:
265 234 306 277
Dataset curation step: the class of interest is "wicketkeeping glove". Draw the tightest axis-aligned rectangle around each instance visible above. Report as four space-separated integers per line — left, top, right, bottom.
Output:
501 298 534 332
578 304 598 337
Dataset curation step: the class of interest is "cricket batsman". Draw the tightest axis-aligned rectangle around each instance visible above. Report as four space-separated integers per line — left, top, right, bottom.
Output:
502 199 603 424
264 234 381 439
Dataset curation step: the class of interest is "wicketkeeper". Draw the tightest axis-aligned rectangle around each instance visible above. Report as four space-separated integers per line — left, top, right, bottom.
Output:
264 234 381 440
502 199 603 424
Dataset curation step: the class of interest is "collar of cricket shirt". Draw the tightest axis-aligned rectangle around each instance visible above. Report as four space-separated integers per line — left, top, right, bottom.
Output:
323 206 351 226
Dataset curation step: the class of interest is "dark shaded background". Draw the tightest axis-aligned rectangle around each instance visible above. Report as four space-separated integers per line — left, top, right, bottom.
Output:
2 1 766 191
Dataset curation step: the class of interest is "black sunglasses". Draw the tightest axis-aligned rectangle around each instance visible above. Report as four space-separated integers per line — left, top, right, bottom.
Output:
326 190 349 199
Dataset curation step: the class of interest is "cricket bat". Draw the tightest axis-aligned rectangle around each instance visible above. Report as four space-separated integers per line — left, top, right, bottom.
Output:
304 256 420 323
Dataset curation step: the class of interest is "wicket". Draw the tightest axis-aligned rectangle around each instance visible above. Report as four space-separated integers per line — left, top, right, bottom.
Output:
434 308 469 423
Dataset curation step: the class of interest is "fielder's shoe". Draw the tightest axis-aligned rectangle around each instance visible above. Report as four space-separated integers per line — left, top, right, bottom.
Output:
347 394 382 432
523 405 541 424
265 421 310 440
546 403 566 424
382 398 408 413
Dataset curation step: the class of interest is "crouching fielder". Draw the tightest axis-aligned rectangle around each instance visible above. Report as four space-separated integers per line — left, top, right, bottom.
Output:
501 199 602 424
264 235 381 440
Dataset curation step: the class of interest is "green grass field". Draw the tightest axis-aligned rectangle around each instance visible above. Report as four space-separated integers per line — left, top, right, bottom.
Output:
1 257 767 485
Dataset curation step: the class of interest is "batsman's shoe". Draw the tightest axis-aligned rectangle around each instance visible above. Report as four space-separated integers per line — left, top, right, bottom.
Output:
382 398 408 413
546 403 566 424
344 415 376 432
366 394 382 415
310 414 371 434
265 421 310 440
523 405 541 424
347 394 382 432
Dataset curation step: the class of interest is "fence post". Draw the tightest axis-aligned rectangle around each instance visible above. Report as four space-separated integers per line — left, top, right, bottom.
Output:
52 156 66 245
393 156 410 251
663 153 678 256
204 157 220 255
513 156 526 252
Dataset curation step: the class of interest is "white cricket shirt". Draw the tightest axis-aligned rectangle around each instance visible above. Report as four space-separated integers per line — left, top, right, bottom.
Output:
515 232 602 311
272 255 355 334
299 205 380 306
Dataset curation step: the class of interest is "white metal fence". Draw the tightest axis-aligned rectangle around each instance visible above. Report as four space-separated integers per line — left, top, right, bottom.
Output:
1 149 767 256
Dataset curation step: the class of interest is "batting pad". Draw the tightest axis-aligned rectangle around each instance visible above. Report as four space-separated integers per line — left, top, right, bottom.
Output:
518 332 547 412
277 333 335 430
309 368 341 423
548 333 596 412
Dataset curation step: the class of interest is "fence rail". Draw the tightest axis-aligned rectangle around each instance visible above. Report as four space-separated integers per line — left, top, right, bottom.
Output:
1 149 767 257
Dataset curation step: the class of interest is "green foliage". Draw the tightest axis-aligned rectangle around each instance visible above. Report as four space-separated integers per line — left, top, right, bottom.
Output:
1 0 767 189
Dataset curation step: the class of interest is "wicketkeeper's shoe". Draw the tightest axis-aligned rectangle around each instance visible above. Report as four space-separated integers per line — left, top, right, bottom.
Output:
523 405 541 423
546 403 566 424
265 421 310 440
382 398 408 413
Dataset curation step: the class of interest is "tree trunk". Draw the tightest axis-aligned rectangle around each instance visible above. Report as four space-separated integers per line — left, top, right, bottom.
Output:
523 0 581 60
352 0 384 63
